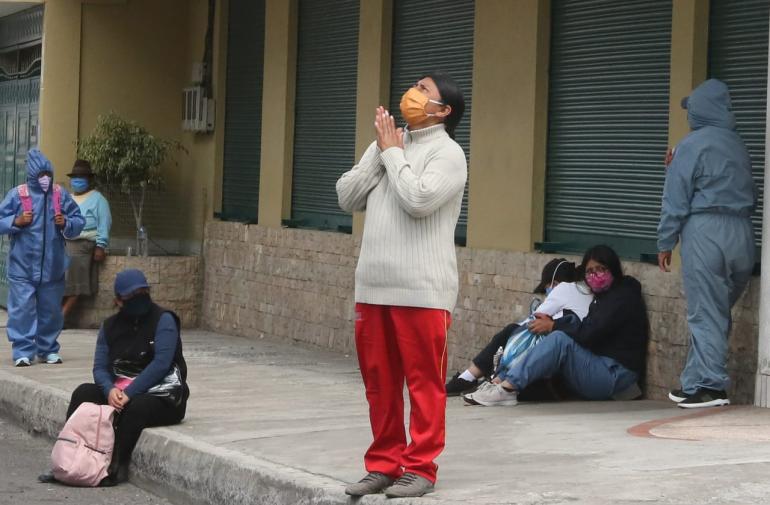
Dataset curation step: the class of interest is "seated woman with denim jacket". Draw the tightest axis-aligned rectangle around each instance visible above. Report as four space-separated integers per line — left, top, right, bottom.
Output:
40 268 189 486
463 245 649 406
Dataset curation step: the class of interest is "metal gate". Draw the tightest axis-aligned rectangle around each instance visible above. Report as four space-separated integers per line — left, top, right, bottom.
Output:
0 6 44 306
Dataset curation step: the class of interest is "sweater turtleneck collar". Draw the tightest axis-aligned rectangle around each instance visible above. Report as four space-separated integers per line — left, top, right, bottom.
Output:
405 123 447 144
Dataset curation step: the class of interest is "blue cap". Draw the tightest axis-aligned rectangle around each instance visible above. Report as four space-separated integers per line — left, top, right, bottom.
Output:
114 269 150 297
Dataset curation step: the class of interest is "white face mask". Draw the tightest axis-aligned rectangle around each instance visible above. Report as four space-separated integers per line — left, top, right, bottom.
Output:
38 175 51 192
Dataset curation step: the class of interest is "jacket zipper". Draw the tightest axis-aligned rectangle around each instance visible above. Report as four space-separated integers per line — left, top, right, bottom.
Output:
39 190 48 286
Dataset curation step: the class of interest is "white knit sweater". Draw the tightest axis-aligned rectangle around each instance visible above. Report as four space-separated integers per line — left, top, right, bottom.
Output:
336 124 467 312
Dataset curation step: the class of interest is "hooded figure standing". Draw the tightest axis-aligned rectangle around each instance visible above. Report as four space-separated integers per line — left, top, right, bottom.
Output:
0 149 85 367
657 79 756 409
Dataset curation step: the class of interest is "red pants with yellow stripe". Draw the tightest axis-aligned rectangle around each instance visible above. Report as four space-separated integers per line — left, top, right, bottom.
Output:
354 303 450 483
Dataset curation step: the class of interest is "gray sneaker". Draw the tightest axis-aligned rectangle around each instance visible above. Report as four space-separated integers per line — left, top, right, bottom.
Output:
345 472 394 496
384 472 434 498
463 382 518 406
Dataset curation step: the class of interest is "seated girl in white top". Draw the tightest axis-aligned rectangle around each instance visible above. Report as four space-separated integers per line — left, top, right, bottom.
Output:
446 258 592 396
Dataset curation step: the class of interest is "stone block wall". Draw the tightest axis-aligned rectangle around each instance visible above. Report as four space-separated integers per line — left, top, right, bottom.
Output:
69 255 202 329
202 221 760 403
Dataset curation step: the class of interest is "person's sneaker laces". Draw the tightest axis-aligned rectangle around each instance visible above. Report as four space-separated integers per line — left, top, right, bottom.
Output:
384 472 434 498
344 472 394 496
14 357 31 367
445 372 478 396
44 353 62 364
678 388 729 409
668 388 689 403
462 382 518 406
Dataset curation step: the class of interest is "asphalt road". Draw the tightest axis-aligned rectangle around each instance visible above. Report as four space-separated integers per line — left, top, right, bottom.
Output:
0 414 174 505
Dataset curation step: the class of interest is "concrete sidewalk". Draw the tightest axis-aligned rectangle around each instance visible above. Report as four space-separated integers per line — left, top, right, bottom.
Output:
2 327 770 505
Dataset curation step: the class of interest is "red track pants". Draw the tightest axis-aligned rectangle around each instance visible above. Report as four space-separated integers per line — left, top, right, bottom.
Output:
354 303 450 483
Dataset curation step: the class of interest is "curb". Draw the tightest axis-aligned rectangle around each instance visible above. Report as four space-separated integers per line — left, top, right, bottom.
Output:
0 370 433 505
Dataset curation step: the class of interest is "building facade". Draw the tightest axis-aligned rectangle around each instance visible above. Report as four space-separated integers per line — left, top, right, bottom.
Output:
2 0 768 402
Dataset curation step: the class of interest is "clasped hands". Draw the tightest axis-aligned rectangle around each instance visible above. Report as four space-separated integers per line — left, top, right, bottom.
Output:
108 387 131 411
374 106 404 151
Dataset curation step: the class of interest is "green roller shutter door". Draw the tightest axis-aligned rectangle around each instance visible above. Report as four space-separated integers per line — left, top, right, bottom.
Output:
221 0 265 222
545 0 672 259
708 0 769 248
290 0 359 231
389 0 474 241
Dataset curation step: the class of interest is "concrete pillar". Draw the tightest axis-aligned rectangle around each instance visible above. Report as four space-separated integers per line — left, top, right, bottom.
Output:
38 0 82 181
668 0 710 146
211 0 230 216
666 0 709 267
755 9 770 408
257 0 297 227
351 0 392 236
465 0 550 252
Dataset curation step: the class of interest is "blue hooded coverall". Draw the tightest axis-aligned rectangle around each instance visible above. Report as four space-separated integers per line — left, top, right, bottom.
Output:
657 79 756 394
0 149 85 361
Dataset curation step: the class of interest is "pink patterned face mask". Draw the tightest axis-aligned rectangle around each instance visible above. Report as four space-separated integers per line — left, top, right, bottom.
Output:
585 270 614 293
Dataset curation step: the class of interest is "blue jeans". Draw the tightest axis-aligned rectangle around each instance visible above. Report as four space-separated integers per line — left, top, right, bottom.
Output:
498 331 638 400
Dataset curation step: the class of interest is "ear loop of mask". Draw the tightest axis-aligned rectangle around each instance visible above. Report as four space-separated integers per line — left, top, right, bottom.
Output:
549 260 569 290
425 98 445 117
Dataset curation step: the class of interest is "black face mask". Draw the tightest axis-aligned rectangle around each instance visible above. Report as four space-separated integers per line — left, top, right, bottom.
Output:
120 293 152 317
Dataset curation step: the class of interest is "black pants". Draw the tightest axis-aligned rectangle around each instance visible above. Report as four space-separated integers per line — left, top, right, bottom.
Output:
471 323 521 377
470 323 571 401
67 383 186 467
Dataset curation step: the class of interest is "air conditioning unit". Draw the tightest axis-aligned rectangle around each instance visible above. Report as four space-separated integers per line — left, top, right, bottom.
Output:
182 86 215 132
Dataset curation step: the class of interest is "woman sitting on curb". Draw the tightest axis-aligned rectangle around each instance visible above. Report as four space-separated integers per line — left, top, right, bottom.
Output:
40 269 189 486
463 245 649 406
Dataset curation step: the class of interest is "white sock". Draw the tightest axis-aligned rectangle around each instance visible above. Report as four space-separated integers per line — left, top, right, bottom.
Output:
459 370 477 382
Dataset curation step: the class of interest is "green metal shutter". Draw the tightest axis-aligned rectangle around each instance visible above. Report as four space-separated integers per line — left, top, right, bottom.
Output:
221 0 265 222
389 0 474 241
708 0 769 248
290 0 359 231
545 0 672 259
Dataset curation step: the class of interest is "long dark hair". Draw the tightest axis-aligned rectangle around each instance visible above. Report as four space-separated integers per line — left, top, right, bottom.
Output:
579 245 623 284
421 71 465 139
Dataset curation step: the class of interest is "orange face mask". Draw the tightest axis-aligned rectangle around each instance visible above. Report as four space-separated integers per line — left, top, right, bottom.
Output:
399 87 444 126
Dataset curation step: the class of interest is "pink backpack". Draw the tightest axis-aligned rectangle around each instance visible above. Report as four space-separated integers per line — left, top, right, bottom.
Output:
51 402 116 487
17 183 62 214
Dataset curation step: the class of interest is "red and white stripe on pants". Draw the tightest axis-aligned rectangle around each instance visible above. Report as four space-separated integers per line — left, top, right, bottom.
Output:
354 302 450 483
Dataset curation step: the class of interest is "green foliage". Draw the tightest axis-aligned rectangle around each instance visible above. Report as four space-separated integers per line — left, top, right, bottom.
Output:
77 112 183 193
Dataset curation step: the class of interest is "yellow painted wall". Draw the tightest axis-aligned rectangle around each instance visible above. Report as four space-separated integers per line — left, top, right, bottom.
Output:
465 0 550 252
666 0 710 267
36 0 721 257
38 0 81 181
351 0 392 235
257 0 297 227
75 0 224 247
78 0 189 241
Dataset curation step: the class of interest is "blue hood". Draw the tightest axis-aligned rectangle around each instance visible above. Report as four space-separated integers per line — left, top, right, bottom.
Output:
26 148 53 190
684 79 736 131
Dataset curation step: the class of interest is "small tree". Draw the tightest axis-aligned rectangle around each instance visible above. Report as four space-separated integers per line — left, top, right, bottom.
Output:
78 113 184 251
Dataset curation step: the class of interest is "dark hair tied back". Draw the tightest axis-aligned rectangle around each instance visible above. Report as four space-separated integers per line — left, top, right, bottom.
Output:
421 71 465 139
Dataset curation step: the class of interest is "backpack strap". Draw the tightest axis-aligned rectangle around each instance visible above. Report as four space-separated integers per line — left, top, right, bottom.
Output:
17 184 32 213
53 184 62 215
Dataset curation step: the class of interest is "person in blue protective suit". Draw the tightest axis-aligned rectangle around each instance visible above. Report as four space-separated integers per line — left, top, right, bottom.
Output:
657 79 756 409
0 148 85 367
